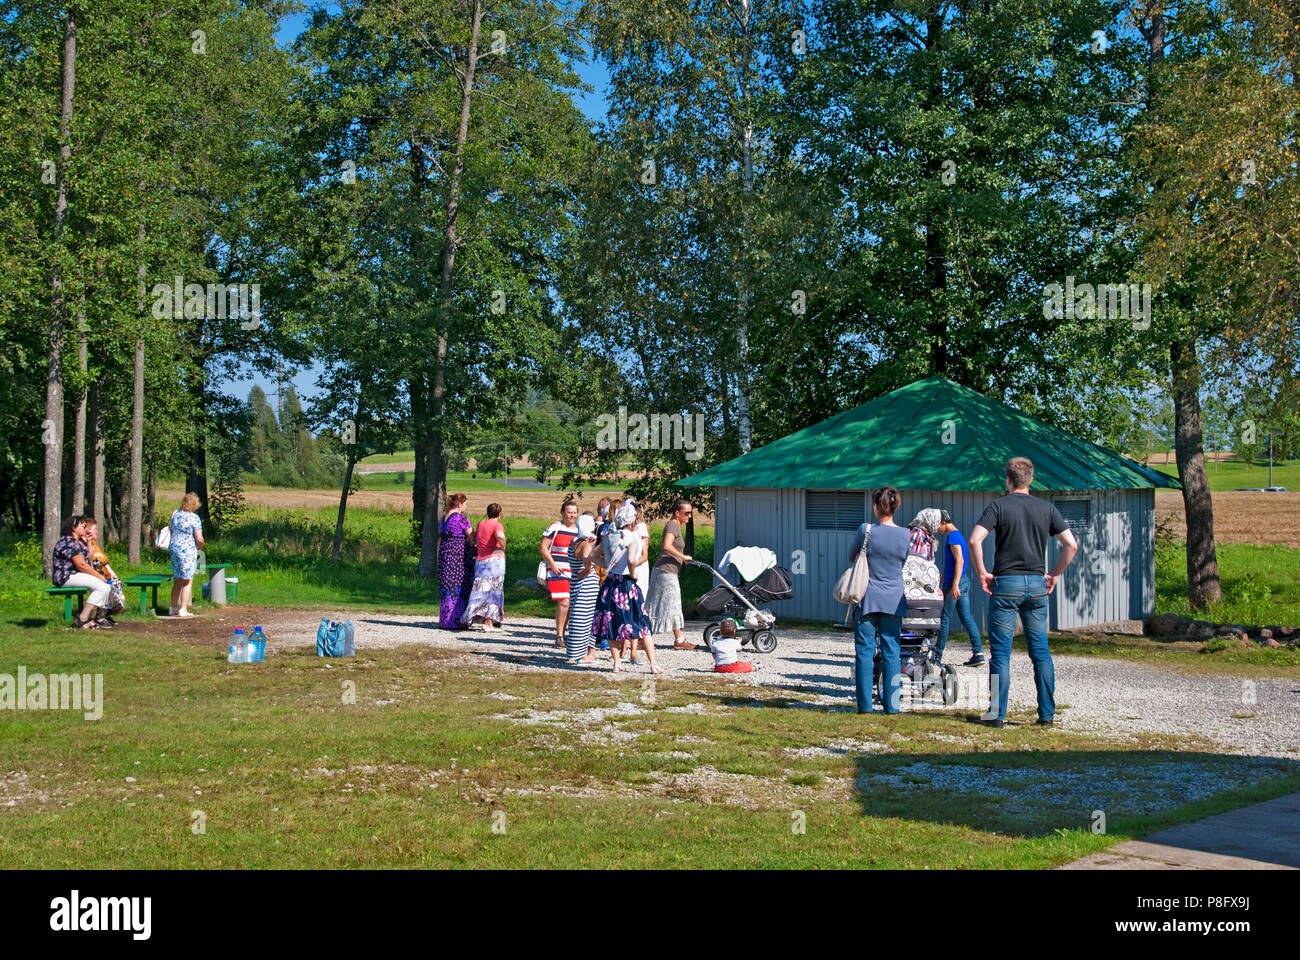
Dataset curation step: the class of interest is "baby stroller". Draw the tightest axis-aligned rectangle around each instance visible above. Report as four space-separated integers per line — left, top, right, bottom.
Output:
690 553 794 654
872 532 959 707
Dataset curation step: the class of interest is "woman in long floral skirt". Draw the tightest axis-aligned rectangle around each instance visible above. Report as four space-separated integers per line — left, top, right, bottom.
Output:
438 493 475 630
465 502 507 630
591 500 658 673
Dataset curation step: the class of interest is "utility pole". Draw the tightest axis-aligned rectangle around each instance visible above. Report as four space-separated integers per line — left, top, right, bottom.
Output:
1269 433 1274 487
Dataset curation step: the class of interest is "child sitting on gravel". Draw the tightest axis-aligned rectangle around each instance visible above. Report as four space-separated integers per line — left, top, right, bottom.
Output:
712 618 756 673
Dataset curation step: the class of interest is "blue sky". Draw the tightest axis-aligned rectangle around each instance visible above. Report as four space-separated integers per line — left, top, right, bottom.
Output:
220 5 611 417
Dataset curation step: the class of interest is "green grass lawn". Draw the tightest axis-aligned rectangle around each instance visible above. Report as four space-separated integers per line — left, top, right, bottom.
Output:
3 627 1296 868
1152 457 1300 491
1154 540 1300 626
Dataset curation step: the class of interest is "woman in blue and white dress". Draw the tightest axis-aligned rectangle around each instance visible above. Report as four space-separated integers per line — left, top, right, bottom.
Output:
168 492 205 617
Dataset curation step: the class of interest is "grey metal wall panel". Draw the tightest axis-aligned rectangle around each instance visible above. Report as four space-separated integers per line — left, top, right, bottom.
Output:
708 484 1156 629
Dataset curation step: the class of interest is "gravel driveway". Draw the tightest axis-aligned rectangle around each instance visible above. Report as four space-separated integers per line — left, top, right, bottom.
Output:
249 611 1300 760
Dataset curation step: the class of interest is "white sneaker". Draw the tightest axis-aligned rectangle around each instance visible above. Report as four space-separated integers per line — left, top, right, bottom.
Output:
169 607 178 617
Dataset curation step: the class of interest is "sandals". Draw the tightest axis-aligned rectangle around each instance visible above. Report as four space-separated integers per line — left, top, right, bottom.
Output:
74 619 103 630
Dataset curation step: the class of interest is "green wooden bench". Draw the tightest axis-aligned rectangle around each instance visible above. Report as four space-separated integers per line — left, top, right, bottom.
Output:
46 586 89 622
123 573 173 615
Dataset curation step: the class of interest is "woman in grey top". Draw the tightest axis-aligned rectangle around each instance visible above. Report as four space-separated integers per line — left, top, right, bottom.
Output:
644 499 695 650
848 486 910 714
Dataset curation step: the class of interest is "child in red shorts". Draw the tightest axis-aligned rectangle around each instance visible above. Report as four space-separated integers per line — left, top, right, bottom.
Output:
712 618 756 673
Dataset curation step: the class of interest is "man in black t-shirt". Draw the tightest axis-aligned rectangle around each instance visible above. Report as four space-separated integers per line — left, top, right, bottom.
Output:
969 457 1078 728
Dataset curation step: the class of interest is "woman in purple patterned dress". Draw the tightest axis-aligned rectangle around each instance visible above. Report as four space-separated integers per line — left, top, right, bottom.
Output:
438 493 475 629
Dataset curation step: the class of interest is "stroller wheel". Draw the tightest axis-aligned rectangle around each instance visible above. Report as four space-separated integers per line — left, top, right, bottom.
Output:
701 623 720 651
940 664 959 706
752 630 777 654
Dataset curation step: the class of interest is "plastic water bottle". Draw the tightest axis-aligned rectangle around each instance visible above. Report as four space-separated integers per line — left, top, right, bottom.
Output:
251 626 266 663
228 626 247 664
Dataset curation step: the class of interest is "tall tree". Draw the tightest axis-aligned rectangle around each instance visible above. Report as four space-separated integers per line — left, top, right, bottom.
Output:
42 6 76 575
1129 0 1224 607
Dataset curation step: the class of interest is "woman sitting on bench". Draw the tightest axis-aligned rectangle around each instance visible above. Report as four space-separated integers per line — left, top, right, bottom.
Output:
51 516 113 630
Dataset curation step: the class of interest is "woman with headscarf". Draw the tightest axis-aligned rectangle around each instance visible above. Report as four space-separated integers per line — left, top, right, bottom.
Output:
592 499 657 673
438 493 476 630
565 513 601 664
908 508 942 561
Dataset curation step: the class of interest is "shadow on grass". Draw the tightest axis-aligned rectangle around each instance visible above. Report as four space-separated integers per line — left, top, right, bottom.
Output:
850 749 1300 844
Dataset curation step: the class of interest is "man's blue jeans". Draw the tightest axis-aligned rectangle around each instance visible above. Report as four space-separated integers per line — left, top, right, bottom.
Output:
986 575 1053 723
853 608 901 714
935 574 984 660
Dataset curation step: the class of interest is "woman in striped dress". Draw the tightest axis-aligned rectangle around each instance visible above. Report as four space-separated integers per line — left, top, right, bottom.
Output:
540 499 580 647
565 514 600 663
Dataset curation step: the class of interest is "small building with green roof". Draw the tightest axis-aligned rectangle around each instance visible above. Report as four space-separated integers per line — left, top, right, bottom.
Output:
679 376 1179 630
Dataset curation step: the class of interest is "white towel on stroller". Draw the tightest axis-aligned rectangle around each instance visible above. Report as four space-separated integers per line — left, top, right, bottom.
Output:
719 546 777 582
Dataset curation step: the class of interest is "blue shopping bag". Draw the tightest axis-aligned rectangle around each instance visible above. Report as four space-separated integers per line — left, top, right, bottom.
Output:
316 617 355 657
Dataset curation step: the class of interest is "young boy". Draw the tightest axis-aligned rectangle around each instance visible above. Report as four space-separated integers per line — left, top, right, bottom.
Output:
712 618 757 673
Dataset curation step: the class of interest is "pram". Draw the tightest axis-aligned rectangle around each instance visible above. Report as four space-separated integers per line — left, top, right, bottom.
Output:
690 555 794 654
871 534 959 708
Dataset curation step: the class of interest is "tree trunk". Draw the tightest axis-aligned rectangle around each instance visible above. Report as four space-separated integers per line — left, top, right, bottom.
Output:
1141 3 1222 609
90 378 105 532
118 451 130 544
128 334 144 563
128 225 146 564
411 374 428 547
145 458 156 546
1171 339 1222 607
331 452 358 564
72 315 87 513
42 7 76 577
417 0 483 579
186 442 210 529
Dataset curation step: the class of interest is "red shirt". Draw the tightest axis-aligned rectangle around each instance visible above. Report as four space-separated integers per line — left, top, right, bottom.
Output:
476 518 505 559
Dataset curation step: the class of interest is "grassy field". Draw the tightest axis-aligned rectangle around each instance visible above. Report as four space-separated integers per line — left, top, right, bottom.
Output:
4 505 1299 867
3 625 1297 868
1153 458 1300 491
351 472 625 493
0 507 720 624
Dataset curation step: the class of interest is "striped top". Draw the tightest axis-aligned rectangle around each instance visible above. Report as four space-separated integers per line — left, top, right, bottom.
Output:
543 522 579 577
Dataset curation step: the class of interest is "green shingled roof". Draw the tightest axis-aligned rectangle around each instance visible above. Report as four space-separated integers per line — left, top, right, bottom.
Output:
679 376 1180 492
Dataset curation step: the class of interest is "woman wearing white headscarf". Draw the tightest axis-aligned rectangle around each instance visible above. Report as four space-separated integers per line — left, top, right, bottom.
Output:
591 499 657 673
908 508 942 561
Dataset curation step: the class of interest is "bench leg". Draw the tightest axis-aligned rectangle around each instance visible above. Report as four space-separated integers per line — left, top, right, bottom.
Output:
64 595 73 622
138 586 148 615
150 585 159 615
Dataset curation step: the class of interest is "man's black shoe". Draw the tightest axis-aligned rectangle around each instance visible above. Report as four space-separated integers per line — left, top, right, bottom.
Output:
1036 718 1054 727
980 716 1005 728
963 655 986 667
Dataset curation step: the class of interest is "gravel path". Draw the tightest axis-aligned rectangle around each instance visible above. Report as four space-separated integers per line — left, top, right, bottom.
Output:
252 611 1300 759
